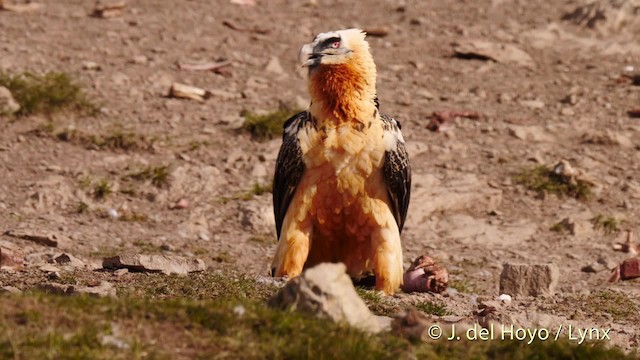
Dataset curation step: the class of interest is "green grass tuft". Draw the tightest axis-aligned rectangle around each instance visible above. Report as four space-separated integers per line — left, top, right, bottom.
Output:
126 165 170 188
591 214 621 235
515 165 592 200
415 300 450 316
93 179 113 200
0 71 96 116
448 278 475 294
585 290 639 322
0 273 637 359
35 124 155 152
241 107 301 140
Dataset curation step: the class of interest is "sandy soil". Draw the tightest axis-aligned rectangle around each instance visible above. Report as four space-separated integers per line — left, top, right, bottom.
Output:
1 0 639 352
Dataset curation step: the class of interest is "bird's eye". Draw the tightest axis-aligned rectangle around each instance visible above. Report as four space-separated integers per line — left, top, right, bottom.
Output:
331 41 340 48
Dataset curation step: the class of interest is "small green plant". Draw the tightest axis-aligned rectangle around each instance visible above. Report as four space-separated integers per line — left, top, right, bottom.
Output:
515 165 592 200
0 71 96 116
219 182 273 203
241 107 301 140
591 214 621 235
35 123 154 152
78 175 92 190
127 165 170 188
250 182 271 196
93 179 112 200
75 202 89 214
119 211 147 222
550 221 566 233
248 234 274 244
415 300 450 316
448 278 474 294
585 290 639 322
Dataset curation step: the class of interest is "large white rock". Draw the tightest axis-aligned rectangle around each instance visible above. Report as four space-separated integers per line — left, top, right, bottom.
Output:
269 263 387 333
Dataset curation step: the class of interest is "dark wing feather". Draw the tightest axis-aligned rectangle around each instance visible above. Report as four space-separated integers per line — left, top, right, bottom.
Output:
381 114 411 233
273 111 309 240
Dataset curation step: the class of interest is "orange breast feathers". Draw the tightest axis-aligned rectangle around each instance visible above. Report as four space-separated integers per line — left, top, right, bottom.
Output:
308 50 377 124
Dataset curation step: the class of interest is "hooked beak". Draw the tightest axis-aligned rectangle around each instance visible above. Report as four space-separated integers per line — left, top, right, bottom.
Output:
299 43 318 68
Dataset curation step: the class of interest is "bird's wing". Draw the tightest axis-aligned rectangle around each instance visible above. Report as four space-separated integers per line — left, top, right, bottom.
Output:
273 111 310 240
381 114 411 233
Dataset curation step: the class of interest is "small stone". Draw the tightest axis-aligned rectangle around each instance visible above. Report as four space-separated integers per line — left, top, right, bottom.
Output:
53 253 85 268
233 305 246 317
0 243 24 271
519 100 545 109
0 86 21 115
496 294 512 304
170 198 189 210
131 55 148 64
113 268 129 276
560 107 575 116
160 244 176 252
100 334 130 349
76 281 117 298
620 258 640 280
499 263 559 297
82 61 101 71
39 264 60 273
581 261 605 273
107 208 119 219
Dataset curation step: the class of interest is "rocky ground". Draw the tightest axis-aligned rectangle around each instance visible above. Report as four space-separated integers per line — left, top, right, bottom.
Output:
1 0 640 357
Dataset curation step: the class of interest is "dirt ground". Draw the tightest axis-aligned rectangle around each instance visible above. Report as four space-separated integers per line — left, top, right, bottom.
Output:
1 0 640 354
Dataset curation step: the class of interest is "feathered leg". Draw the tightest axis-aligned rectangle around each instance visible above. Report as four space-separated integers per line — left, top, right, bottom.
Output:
271 214 312 278
371 218 403 294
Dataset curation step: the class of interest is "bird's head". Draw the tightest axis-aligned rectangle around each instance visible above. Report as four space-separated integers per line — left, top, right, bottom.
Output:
301 29 377 121
299 29 372 69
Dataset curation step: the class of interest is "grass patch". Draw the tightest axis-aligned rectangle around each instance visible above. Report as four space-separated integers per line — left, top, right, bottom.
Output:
0 71 96 116
448 278 475 294
2 290 631 359
515 165 592 200
75 201 89 214
241 107 301 140
0 272 636 359
219 182 272 203
550 220 567 233
415 300 450 316
119 211 147 222
591 214 621 235
126 165 170 188
93 179 113 200
248 234 275 244
57 128 154 152
584 290 639 322
355 287 401 316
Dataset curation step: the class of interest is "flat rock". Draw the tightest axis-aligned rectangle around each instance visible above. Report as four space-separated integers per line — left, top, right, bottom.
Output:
0 286 22 294
75 281 117 298
0 241 24 271
499 263 559 297
268 263 384 333
508 125 554 142
53 253 85 268
453 39 535 67
4 229 71 248
102 254 206 275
